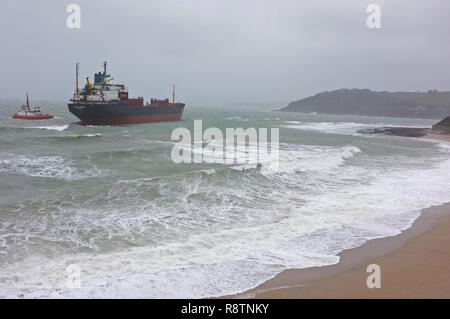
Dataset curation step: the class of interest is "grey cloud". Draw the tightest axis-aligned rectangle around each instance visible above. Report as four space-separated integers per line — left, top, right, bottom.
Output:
1 0 449 105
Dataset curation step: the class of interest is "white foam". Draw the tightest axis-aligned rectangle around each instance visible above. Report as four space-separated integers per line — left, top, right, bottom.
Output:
284 120 301 124
284 121 377 135
83 133 101 137
26 125 69 132
0 153 102 180
229 143 361 175
199 169 216 175
1 137 450 298
65 133 101 138
284 121 429 136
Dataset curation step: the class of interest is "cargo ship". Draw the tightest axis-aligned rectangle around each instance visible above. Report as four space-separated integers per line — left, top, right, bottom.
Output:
68 62 185 125
12 93 54 120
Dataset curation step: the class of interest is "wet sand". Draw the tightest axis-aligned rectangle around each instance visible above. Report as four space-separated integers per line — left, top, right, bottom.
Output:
226 134 450 299
425 132 450 143
227 202 450 299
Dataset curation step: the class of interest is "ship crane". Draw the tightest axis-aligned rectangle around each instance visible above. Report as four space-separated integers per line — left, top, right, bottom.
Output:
85 77 114 90
78 61 113 92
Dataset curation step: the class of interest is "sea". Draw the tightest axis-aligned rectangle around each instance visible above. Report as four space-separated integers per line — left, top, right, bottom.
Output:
0 100 449 298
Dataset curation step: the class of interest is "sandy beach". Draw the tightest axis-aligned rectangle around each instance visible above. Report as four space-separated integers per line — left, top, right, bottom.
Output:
425 132 450 143
227 134 450 299
231 202 450 299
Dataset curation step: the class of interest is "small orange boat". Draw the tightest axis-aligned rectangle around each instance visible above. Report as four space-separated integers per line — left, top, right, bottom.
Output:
12 93 54 120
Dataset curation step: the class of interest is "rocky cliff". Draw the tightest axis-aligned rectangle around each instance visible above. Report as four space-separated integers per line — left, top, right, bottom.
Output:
432 116 450 133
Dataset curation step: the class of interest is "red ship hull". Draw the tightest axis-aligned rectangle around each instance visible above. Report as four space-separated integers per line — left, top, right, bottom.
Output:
68 100 185 126
12 114 54 120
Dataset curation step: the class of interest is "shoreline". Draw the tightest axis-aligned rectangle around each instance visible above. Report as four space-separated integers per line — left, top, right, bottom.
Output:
230 202 450 299
425 131 450 143
358 126 450 143
225 134 450 299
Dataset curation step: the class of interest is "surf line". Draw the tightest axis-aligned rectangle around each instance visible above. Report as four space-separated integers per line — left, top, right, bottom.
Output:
170 119 279 170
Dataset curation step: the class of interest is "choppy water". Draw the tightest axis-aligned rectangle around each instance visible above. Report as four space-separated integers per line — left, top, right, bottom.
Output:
0 100 449 298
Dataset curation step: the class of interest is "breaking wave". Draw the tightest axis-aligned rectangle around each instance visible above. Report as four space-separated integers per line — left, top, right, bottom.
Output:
284 121 427 136
0 153 103 180
1 112 450 299
25 125 70 132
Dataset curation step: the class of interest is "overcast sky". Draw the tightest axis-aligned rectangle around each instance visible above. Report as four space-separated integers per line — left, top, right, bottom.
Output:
1 0 449 105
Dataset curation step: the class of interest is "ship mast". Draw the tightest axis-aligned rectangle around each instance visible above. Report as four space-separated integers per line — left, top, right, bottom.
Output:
26 92 29 109
103 61 107 75
172 85 175 104
75 63 79 97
